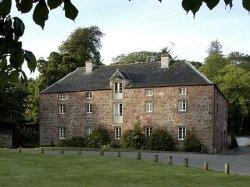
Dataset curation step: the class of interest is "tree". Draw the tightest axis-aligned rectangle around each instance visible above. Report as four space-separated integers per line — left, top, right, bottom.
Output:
59 27 103 66
199 53 228 80
112 51 161 64
0 0 78 86
228 52 250 71
207 40 223 56
200 54 250 134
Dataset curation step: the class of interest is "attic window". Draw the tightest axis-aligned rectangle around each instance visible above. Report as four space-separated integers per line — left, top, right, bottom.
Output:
86 92 92 99
145 89 153 96
60 93 65 100
179 88 186 95
114 82 122 93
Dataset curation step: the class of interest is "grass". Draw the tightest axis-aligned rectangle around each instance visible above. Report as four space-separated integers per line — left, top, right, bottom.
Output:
0 151 249 187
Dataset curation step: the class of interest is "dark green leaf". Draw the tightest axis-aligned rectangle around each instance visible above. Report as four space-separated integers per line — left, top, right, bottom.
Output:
33 0 49 29
47 0 63 10
24 50 37 72
203 0 220 10
20 70 27 82
182 0 192 13
18 0 33 13
243 0 250 11
64 0 78 21
224 0 233 8
13 17 25 39
182 0 202 16
0 0 12 17
9 70 20 83
10 50 25 69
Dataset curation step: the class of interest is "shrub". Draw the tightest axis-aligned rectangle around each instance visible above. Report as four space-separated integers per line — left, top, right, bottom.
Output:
86 127 111 148
121 120 145 149
58 136 86 147
183 131 203 152
146 129 175 151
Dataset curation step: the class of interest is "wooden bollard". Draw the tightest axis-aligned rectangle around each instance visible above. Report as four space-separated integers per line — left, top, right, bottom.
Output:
203 162 208 171
168 156 172 165
117 150 121 157
100 150 104 156
224 163 230 174
19 146 22 153
137 151 141 159
41 148 44 154
184 158 189 167
78 149 81 155
154 154 159 162
60 148 64 154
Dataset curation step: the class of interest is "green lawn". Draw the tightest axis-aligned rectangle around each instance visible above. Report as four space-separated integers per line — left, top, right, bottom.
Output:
0 151 249 187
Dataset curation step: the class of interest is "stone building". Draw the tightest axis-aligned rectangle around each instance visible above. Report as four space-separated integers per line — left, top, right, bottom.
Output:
39 54 228 152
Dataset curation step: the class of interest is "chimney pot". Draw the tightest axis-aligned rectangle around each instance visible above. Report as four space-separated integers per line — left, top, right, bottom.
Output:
161 53 170 69
85 60 93 74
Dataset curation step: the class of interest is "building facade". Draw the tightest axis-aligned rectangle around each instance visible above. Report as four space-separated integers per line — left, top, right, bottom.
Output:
39 55 228 152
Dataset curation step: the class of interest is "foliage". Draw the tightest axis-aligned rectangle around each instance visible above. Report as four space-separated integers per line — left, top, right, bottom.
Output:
121 120 146 149
59 27 103 66
146 129 175 151
200 50 250 134
86 127 111 148
228 51 250 71
0 0 78 86
18 124 39 148
58 136 86 147
25 27 103 121
183 131 203 152
207 40 223 55
0 83 27 125
112 51 161 64
230 133 238 149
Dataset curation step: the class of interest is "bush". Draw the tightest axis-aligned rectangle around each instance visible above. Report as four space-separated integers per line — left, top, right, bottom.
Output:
58 136 86 147
86 127 111 148
121 121 145 149
183 131 203 152
146 129 175 151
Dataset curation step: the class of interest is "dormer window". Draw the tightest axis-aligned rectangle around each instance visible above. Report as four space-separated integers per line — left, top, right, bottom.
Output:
179 88 186 95
60 93 65 100
114 82 122 94
85 92 92 99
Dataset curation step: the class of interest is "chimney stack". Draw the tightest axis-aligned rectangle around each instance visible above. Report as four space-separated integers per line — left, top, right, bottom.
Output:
161 53 171 69
85 60 93 74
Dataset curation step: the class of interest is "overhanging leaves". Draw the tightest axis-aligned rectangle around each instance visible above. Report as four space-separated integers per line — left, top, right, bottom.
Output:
182 0 202 16
64 0 78 21
243 0 250 11
47 0 63 10
18 0 33 13
203 0 220 10
24 50 37 72
0 0 12 17
33 0 49 29
13 17 25 40
224 0 233 8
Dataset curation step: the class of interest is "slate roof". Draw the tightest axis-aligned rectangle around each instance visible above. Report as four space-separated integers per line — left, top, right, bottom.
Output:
41 61 213 93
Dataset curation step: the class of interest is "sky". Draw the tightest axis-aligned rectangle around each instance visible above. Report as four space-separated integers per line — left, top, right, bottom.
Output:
13 0 250 78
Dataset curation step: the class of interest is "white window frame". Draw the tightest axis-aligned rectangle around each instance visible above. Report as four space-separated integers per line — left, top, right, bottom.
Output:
86 126 93 135
86 104 93 113
60 93 65 100
115 126 122 140
178 126 186 141
178 100 186 112
114 82 122 94
179 88 186 95
145 101 153 113
86 92 92 99
59 104 65 114
59 127 66 140
145 89 153 96
145 126 152 137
